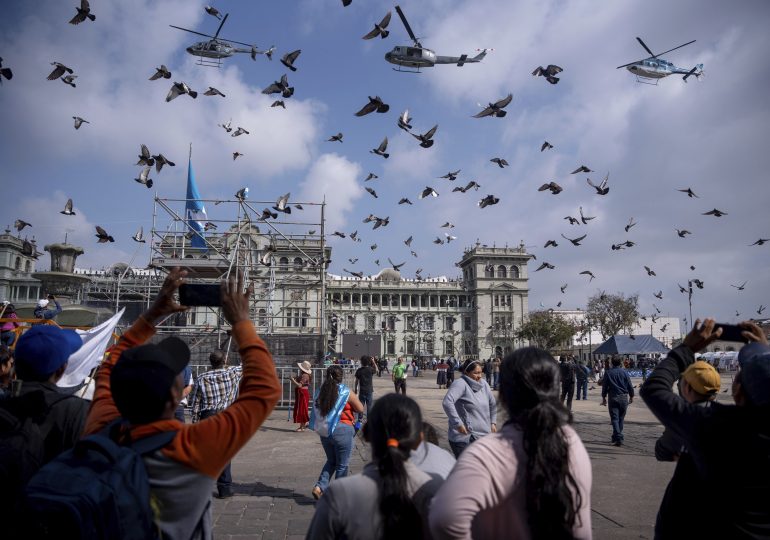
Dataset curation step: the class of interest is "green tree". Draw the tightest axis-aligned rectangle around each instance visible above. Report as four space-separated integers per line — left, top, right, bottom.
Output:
586 291 640 340
516 310 577 352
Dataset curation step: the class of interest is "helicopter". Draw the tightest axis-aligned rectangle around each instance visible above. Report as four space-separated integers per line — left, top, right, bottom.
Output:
170 13 269 67
384 5 488 72
617 37 703 84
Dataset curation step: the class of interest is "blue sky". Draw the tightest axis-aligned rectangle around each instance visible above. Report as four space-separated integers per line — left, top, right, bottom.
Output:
1 0 769 323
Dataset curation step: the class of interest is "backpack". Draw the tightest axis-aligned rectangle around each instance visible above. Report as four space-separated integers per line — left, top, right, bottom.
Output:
23 421 177 539
309 384 350 437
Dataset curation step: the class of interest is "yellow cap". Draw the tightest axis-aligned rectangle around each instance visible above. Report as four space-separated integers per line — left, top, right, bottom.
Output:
683 361 721 395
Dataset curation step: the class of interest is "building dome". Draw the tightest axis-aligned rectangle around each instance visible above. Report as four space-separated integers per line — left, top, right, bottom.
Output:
375 268 401 282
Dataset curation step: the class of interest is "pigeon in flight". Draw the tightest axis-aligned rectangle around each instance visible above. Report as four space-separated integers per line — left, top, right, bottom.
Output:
564 215 579 225
560 283 568 293
692 279 704 289
453 181 480 193
280 49 302 71
758 305 766 315
0 57 12 83
344 268 364 278
219 119 232 133
419 187 439 199
332 231 346 238
539 182 563 195
152 153 175 173
69 0 95 24
362 11 392 40
166 82 197 101
433 237 445 245
149 65 171 80
260 208 278 220
388 258 405 271
532 65 563 84
535 262 555 271
232 126 249 137
441 222 455 229
541 141 554 152
61 75 77 88
490 157 509 168
678 283 688 294
439 170 461 181
676 229 692 238
204 86 226 97
365 187 378 198
587 173 610 195
397 109 413 131
14 220 31 232
445 233 457 243
561 233 587 246
611 243 625 251
478 195 500 209
412 125 438 148
579 206 595 224
644 266 656 277
95 226 114 243
750 238 769 246
362 214 376 224
350 231 361 241
235 187 249 201
355 95 390 116
132 226 146 243
370 244 378 250
731 281 747 291
134 166 153 189
273 193 291 214
328 133 344 143
579 270 596 282
72 116 89 129
233 152 244 160
571 165 592 174
703 209 727 217
262 74 294 98
371 137 389 158
47 62 73 81
136 144 154 166
398 198 413 205
625 218 636 232
473 93 513 118
204 5 222 19
348 258 359 264
271 100 285 108
544 240 558 248
365 173 378 181
677 187 699 198
654 291 663 299
411 250 418 258
404 236 413 247
373 217 389 229
60 198 76 216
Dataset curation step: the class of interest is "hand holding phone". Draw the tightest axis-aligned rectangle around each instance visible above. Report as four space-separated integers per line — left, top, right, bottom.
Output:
179 283 222 307
714 323 750 343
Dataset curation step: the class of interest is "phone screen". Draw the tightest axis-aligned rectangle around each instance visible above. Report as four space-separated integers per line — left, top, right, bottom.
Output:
179 284 221 307
715 323 748 343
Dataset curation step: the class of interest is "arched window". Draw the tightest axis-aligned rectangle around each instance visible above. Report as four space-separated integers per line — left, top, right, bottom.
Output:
497 265 507 278
510 265 520 279
24 260 31 272
14 257 21 270
293 257 304 271
279 256 289 268
484 265 494 278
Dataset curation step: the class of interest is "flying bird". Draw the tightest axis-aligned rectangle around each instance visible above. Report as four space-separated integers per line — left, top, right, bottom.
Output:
560 284 568 294
398 198 413 205
445 233 457 243
579 270 596 282
132 226 146 243
219 119 232 133
412 125 438 148
441 222 455 229
611 243 625 251
678 284 688 294
362 11 392 40
561 233 587 246
532 65 563 84
490 157 509 168
0 57 12 83
419 187 439 199
579 206 595 224
327 133 344 143
232 152 244 160
262 74 294 98
371 137 389 158
232 126 249 137
750 238 769 246
544 240 558 248
69 0 95 24
344 269 364 279
654 291 663 299
370 244 377 250
204 5 222 19
149 65 171 80
260 208 278 220
478 195 500 209
676 229 692 238
72 116 89 129
271 100 285 108
95 226 114 243
404 236 413 247
473 93 513 118
152 153 175 173
758 305 766 315
60 198 76 216
625 218 636 232
365 173 378 181
564 215 579 225
587 173 610 195
166 81 197 101
677 187 699 198
47 62 73 81
280 49 302 71
703 209 727 217
535 262 555 271
433 237 445 245
571 165 592 174
731 281 747 291
365 187 378 198
539 182 563 195
61 75 77 88
134 166 153 189
348 258 359 264
397 109 412 131
14 220 31 232
273 193 291 214
350 231 361 241
644 265 656 277
411 250 418 258
136 144 154 166
388 258 405 271
453 181 480 193
235 187 249 201
355 95 390 116
541 141 554 152
692 279 704 289
439 170 461 181
204 86 226 97
332 231 346 238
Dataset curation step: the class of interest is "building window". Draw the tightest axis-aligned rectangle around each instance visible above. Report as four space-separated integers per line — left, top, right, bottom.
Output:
407 315 415 330
464 339 475 355
506 294 512 307
445 340 453 356
430 296 437 308
386 316 397 331
342 293 350 304
362 293 370 305
484 264 493 278
24 260 31 273
391 295 398 307
444 316 455 331
406 340 415 354
293 257 304 272
352 293 360 304
346 315 356 331
372 294 380 306
497 265 507 278
459 296 466 308
14 257 21 270
258 308 267 326
411 295 418 307
286 308 309 328
420 295 427 308
383 294 390 306
424 316 434 331
494 294 499 307
426 339 434 355
464 316 472 331
279 256 289 268
510 266 520 278
366 315 376 330
386 340 395 355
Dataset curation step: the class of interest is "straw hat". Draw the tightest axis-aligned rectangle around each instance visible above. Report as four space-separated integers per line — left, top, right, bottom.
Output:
298 361 312 374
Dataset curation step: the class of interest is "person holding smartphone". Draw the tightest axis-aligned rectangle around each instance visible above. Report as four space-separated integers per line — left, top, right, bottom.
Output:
34 294 62 320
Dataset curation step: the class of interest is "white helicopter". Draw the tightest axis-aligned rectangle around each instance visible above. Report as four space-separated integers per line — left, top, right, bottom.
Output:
384 5 488 72
170 13 270 67
617 37 703 84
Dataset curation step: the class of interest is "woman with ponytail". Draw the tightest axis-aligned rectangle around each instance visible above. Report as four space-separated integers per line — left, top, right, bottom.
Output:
430 347 592 539
307 393 442 540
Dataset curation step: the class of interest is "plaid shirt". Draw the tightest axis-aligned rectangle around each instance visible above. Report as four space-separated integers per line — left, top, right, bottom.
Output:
190 365 243 423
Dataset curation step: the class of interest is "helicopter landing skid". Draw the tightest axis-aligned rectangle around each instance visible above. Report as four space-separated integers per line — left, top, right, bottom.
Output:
392 65 422 74
196 57 223 68
634 75 659 85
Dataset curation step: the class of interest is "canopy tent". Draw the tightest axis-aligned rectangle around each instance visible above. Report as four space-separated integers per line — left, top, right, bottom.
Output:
592 334 669 356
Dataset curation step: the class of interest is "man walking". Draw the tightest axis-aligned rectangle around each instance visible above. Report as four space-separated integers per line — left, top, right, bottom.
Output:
354 356 376 423
392 357 407 395
575 360 589 400
190 349 244 498
601 356 634 446
559 356 576 410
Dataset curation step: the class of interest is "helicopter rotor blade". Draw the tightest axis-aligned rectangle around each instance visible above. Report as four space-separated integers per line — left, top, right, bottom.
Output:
653 39 696 59
395 5 421 48
169 25 216 39
213 13 229 40
616 58 648 69
220 37 257 48
636 37 655 57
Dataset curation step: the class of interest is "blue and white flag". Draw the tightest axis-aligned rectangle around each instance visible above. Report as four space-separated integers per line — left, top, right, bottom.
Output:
186 159 207 249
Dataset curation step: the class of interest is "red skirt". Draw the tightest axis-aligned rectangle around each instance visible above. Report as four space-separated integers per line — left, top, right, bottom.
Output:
293 386 310 423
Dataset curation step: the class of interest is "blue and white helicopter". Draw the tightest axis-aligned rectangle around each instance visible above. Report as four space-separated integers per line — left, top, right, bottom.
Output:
617 37 703 84
170 14 269 67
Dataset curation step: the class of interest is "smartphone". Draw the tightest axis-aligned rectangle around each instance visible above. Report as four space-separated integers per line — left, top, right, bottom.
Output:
715 323 749 343
179 283 221 307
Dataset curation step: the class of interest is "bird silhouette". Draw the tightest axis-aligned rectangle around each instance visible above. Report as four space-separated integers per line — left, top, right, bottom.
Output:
149 65 171 80
69 0 95 25
412 125 438 148
134 166 153 189
625 218 636 232
561 233 587 246
587 173 609 195
362 11 392 40
132 226 146 243
644 266 656 277
544 240 558 248
355 95 390 116
677 187 699 198
703 209 727 217
419 187 439 199
579 270 596 282
262 74 294 98
532 65 563 84
371 137 389 158
535 262 555 271
397 109 413 131
280 49 302 71
473 93 512 118
72 116 89 129
730 281 747 291
204 86 226 97
95 225 114 243
60 198 75 216
539 182 563 195
676 229 692 238
166 81 197 101
328 133 344 143
750 239 769 246
478 195 500 208
490 157 509 168
398 198 413 205
541 141 554 152
571 165 592 174
579 207 595 224
439 170 461 181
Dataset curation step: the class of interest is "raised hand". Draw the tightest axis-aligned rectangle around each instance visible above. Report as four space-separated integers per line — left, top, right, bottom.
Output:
683 318 722 353
144 267 189 323
221 270 252 325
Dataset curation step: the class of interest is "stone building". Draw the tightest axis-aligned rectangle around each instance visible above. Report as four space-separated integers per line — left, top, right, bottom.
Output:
0 228 42 304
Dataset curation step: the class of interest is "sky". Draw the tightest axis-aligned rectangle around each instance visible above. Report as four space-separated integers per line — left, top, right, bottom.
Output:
1 0 769 324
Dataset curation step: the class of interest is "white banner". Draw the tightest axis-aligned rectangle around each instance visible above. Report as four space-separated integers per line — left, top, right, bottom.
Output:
57 308 125 388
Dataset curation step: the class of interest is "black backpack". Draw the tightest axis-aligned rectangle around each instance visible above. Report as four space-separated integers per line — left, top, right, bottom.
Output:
23 421 177 539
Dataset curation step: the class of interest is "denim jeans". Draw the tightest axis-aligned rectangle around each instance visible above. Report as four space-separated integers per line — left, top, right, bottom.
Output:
358 392 373 422
0 331 15 348
608 394 629 443
561 381 575 410
316 422 355 492
492 372 500 389
576 379 588 400
200 409 232 494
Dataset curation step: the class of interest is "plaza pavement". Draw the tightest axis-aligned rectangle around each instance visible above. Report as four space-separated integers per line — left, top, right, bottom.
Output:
210 369 737 539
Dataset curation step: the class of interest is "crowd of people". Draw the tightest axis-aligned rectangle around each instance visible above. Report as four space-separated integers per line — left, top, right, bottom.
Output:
1 272 769 538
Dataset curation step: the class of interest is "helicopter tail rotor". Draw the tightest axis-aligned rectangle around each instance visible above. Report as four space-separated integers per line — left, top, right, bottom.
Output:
682 63 704 82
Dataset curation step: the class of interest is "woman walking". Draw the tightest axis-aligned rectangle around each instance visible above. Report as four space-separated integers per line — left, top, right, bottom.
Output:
307 393 442 539
442 359 497 457
430 347 592 539
310 365 363 499
290 360 312 431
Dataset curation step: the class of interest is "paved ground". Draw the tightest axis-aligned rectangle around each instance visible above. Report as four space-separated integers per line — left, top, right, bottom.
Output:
210 370 737 539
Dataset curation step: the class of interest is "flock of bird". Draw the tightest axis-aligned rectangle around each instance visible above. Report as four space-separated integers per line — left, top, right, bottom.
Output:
3 2 767 322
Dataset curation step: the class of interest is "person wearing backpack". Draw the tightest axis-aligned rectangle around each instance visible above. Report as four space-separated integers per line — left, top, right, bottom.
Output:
25 268 281 539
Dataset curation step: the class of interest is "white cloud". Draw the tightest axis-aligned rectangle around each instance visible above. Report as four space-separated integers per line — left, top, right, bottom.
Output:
297 153 364 234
